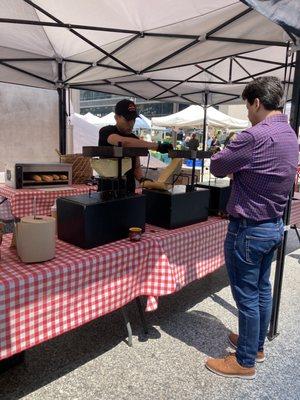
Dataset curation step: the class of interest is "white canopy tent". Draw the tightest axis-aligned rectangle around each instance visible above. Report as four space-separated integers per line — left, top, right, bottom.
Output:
69 113 100 153
0 1 297 158
152 105 249 129
96 112 152 130
0 1 297 107
81 112 103 125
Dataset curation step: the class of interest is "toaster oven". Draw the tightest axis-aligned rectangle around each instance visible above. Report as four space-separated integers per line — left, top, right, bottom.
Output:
5 163 72 189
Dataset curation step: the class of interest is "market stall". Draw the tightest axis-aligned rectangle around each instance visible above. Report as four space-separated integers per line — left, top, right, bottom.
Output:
0 1 299 363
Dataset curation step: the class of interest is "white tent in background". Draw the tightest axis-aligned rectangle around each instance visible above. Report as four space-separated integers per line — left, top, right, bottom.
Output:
96 112 115 127
96 112 152 130
69 113 99 153
151 105 249 129
134 115 152 130
70 111 153 153
81 112 104 125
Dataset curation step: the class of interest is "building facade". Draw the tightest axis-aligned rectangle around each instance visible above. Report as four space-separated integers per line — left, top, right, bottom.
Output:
79 90 188 118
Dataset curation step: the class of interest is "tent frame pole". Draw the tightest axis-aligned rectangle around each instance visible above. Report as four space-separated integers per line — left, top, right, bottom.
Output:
232 57 255 79
150 58 226 100
57 61 67 155
206 8 252 37
233 62 295 83
0 60 55 85
200 92 208 182
64 34 140 84
268 50 300 340
235 55 286 66
211 96 240 108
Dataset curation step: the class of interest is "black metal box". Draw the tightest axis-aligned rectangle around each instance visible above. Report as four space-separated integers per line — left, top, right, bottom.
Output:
57 193 146 249
196 181 231 215
142 187 210 229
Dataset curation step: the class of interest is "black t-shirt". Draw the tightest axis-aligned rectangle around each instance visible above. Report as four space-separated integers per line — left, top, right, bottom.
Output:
98 125 138 193
187 138 199 151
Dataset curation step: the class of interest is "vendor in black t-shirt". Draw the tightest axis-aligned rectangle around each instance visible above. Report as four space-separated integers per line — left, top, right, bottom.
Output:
98 99 172 193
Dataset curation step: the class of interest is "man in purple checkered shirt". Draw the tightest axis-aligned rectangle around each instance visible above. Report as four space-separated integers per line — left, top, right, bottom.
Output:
206 77 298 380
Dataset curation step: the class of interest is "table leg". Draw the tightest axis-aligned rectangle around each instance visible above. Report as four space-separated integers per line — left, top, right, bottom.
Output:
136 297 149 335
121 308 133 347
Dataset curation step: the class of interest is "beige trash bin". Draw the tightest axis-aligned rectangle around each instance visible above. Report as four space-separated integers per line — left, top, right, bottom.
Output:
16 216 56 263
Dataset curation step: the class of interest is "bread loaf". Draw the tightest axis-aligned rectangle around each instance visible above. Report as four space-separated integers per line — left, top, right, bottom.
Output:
31 174 42 182
41 175 53 182
52 174 60 180
59 175 68 180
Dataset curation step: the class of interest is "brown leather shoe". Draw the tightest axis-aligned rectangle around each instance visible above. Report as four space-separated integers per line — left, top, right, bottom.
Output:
205 354 256 380
228 333 266 363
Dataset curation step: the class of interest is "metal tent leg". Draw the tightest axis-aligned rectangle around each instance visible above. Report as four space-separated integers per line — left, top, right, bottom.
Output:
122 308 133 347
268 231 288 340
268 49 300 340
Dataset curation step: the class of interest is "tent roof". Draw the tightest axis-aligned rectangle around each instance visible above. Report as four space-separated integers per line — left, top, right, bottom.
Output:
152 105 249 129
0 1 297 105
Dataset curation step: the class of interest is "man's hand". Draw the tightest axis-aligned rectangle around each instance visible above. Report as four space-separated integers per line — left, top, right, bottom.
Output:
157 142 173 154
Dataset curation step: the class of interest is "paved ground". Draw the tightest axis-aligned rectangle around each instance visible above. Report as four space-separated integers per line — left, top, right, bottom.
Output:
1 230 299 400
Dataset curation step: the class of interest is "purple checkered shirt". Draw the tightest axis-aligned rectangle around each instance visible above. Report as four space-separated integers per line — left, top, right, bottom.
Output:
210 114 298 221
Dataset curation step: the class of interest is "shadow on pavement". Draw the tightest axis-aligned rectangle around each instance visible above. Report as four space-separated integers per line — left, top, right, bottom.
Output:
0 311 127 400
159 310 232 358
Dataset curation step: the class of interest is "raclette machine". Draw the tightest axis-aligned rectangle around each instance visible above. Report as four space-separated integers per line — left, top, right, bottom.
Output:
57 145 148 248
142 150 212 229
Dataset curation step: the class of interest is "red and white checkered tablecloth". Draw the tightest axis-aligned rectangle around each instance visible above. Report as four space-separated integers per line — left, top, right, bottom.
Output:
0 217 227 360
145 218 228 303
0 184 91 218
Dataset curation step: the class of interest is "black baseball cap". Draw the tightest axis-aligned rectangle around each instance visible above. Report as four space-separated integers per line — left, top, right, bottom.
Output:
115 99 140 121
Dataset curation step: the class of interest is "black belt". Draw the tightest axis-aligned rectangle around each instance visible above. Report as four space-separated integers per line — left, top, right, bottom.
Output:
229 215 281 225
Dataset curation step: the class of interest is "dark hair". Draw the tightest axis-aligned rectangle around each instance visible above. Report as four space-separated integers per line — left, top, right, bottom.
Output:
242 76 284 110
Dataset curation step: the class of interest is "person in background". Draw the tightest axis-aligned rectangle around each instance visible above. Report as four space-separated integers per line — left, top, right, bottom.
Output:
206 76 298 379
177 128 185 141
209 134 220 149
187 133 199 151
98 99 173 193
183 135 191 148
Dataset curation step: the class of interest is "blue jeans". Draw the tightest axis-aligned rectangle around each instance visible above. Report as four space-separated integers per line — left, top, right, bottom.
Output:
225 217 284 367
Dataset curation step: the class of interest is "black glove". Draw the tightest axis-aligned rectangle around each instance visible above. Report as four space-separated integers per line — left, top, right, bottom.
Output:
157 142 173 154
